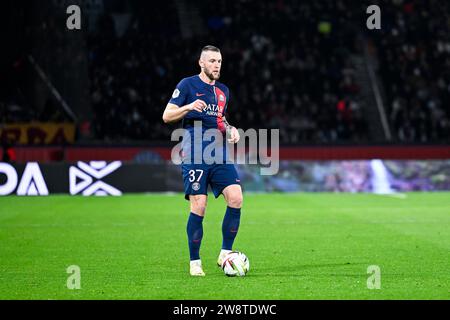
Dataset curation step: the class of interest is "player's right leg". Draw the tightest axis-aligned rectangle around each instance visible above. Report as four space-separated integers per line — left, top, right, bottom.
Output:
187 195 207 276
182 164 209 276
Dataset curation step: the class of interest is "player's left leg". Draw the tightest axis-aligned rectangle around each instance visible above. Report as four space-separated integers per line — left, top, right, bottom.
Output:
222 184 243 246
209 164 243 266
217 185 243 265
222 184 243 238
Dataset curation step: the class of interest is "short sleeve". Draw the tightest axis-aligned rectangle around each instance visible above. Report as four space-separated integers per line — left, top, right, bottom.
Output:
169 79 189 107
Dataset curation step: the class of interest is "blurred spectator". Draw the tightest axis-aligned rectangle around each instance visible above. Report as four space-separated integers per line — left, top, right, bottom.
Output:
1 139 17 163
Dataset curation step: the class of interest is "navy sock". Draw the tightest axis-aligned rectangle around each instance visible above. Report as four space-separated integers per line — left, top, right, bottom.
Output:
222 206 241 250
187 212 204 261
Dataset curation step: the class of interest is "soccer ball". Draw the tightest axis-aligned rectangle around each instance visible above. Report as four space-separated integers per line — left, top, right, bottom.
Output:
221 251 250 277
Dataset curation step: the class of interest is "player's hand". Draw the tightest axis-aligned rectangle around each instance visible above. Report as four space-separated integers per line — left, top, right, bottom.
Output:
187 99 206 113
227 126 240 144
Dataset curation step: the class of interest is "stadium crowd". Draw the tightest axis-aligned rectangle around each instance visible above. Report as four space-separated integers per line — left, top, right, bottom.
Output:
371 0 450 142
2 0 449 144
88 0 370 144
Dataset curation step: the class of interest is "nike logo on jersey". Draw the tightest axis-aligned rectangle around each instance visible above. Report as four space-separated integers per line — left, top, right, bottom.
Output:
196 93 206 97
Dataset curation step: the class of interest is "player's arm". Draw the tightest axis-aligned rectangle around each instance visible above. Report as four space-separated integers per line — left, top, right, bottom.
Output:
162 100 206 124
223 116 240 143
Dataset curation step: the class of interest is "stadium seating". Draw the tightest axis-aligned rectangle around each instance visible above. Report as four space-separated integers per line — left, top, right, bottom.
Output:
1 0 449 144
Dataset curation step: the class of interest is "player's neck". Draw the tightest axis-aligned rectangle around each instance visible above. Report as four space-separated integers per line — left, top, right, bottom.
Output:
198 73 216 86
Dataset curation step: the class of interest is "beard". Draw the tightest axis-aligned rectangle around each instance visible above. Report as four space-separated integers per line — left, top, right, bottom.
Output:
204 68 220 81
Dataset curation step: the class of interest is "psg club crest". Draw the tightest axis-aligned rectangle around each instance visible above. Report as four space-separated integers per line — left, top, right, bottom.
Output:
192 182 201 191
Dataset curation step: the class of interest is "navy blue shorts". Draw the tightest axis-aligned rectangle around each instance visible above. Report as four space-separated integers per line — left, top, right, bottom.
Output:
182 163 240 200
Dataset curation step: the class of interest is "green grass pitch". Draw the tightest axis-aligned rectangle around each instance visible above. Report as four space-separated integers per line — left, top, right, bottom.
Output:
0 193 449 300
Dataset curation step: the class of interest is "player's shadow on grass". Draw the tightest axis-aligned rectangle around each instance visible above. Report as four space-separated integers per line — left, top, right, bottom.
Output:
254 262 369 277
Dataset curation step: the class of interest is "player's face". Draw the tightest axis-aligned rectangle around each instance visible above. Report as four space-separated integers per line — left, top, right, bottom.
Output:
200 51 222 81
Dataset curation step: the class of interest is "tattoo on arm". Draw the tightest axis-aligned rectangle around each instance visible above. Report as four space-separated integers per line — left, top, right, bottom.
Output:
223 116 233 130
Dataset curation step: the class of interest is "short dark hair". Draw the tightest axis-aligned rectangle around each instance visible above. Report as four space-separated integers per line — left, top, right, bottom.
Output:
201 45 221 55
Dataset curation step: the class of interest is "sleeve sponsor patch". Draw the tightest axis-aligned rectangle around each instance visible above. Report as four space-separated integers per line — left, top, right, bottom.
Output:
172 89 180 99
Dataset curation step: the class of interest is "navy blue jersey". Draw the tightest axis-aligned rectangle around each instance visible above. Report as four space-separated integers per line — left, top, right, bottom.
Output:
169 75 230 163
169 75 230 132
168 75 240 199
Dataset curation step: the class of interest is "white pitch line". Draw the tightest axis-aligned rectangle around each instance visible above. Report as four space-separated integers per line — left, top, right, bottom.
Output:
374 193 408 199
